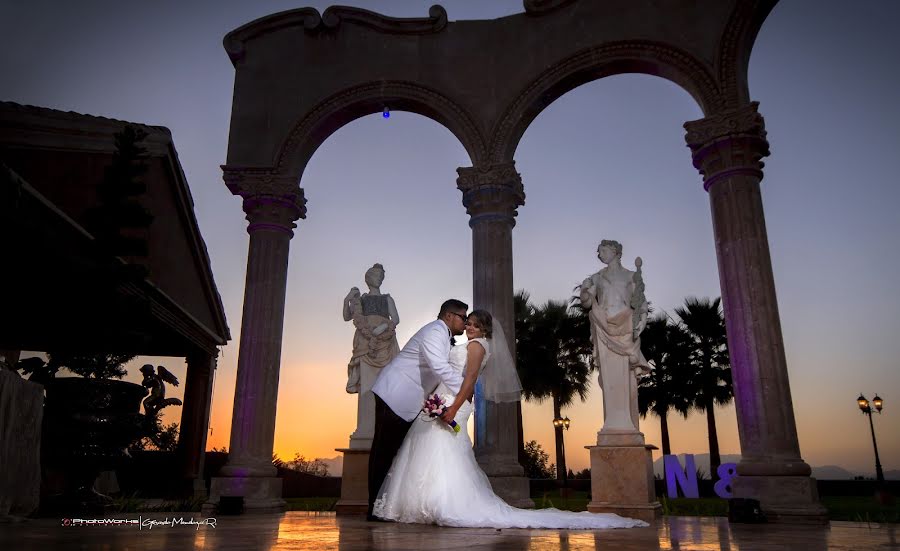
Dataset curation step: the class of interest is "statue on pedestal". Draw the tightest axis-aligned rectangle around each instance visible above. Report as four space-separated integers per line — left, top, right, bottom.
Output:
139 364 183 418
343 263 400 448
579 240 650 443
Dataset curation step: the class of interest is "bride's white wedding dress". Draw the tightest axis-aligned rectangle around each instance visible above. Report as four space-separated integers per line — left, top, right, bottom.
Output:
372 337 648 529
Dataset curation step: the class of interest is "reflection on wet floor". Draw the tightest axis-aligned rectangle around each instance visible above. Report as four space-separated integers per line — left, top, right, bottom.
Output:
0 511 896 550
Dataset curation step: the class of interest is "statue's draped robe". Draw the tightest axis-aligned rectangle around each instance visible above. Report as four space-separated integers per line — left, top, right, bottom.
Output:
347 294 400 393
586 270 649 432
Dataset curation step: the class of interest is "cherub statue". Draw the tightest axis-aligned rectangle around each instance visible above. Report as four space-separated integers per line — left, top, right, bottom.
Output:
139 364 183 418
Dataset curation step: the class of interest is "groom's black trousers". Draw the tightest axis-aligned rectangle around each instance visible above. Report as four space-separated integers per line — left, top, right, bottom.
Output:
368 393 413 517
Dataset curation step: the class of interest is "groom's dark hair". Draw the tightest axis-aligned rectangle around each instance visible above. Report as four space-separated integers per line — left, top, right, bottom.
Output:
438 299 468 318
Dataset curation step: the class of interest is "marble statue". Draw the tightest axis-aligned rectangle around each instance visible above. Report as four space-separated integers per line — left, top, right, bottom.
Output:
579 240 650 442
343 263 400 448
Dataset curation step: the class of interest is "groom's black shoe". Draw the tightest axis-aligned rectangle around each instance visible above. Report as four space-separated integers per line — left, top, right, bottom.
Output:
366 514 391 523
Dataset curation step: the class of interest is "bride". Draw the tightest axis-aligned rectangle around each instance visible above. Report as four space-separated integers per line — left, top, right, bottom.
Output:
372 309 648 529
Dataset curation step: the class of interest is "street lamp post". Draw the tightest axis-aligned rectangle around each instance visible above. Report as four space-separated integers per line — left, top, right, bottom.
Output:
552 416 571 487
857 394 885 484
553 416 570 430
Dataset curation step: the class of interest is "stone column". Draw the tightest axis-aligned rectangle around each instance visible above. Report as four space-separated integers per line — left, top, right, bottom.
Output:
684 102 826 523
0 369 43 518
206 168 306 514
177 350 217 497
457 162 532 508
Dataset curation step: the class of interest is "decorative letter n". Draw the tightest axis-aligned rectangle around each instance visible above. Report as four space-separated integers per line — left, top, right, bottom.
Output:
664 454 699 498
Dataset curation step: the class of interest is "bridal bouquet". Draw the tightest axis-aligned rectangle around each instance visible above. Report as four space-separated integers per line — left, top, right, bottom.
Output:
422 393 461 434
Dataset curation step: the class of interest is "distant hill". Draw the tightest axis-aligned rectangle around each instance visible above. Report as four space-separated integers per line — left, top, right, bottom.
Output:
320 455 343 477
651 454 897 480
810 465 855 480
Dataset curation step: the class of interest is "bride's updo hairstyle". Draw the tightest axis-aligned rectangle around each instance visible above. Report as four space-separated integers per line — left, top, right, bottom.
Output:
468 309 493 339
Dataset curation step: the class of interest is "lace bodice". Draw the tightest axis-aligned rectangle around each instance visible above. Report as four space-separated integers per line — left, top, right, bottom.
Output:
448 337 491 375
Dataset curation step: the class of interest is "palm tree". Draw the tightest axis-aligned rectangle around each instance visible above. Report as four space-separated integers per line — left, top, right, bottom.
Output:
513 291 534 470
514 291 593 486
674 297 733 473
637 314 693 456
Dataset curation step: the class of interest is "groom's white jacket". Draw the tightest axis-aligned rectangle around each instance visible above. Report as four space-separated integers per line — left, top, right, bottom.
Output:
371 318 464 422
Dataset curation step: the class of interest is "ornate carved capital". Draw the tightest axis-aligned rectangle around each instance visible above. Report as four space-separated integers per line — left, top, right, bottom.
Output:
456 162 525 227
684 102 765 148
222 165 307 236
186 350 217 374
684 102 770 191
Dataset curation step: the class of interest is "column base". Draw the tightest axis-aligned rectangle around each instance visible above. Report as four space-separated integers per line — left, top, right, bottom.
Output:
335 447 369 515
177 477 208 499
587 503 662 523
587 443 660 523
597 428 646 447
347 435 373 450
203 476 285 514
488 475 534 509
732 474 828 524
218 461 278 478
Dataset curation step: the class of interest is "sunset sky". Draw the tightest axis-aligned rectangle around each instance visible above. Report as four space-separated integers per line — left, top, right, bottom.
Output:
2 0 898 476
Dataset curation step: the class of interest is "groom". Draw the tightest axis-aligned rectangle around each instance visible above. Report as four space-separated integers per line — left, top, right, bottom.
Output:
367 299 468 520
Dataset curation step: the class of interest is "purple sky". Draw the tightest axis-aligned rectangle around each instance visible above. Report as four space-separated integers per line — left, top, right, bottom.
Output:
2 0 898 475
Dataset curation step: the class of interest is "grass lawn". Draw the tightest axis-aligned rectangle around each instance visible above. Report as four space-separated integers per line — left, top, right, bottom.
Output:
284 497 339 511
532 490 591 512
821 496 899 523
109 495 205 513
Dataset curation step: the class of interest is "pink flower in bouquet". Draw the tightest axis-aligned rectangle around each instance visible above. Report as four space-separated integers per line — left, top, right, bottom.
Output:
421 393 461 434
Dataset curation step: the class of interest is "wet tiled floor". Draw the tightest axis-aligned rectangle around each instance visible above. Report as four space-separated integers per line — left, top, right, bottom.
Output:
0 512 897 550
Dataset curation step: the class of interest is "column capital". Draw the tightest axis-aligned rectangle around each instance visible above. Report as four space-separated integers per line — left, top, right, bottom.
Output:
186 350 217 371
222 165 307 236
684 102 770 192
456 162 525 227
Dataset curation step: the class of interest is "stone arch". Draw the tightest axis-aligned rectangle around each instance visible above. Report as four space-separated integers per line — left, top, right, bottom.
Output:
274 80 488 180
716 0 779 110
213 0 826 521
489 41 722 163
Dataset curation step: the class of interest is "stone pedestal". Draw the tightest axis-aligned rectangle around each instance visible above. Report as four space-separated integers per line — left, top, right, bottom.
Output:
597 428 646 447
732 475 827 524
487 475 533 509
586 440 661 523
348 359 379 450
204 476 285 514
335 448 369 514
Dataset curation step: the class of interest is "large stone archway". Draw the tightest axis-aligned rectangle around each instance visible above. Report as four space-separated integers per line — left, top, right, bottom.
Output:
209 0 826 522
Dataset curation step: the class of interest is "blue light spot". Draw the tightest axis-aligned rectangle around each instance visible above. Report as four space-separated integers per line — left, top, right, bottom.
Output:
383 106 390 119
